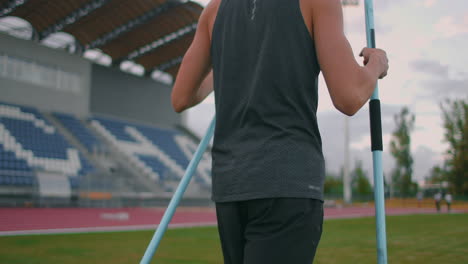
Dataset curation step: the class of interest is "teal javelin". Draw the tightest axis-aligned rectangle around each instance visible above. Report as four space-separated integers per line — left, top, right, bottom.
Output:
364 0 389 263
140 117 216 264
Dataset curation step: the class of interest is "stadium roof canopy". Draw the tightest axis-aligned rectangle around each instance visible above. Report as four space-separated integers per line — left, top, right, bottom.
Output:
0 0 204 83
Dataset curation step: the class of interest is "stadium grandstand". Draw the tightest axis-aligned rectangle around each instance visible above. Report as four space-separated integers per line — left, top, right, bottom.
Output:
0 0 212 207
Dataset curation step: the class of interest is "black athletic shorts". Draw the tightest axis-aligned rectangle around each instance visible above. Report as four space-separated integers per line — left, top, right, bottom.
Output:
216 198 323 264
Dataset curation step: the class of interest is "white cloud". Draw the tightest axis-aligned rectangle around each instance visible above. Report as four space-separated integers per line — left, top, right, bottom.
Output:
186 102 215 139
412 146 441 180
202 93 215 104
410 59 468 101
410 59 449 78
435 15 468 38
423 0 437 8
194 0 209 6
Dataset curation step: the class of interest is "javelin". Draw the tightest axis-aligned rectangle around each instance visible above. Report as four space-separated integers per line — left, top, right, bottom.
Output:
364 0 389 263
140 117 216 264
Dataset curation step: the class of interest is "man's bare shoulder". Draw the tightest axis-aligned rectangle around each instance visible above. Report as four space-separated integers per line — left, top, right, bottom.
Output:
198 0 222 31
198 0 221 35
203 0 222 19
304 0 342 12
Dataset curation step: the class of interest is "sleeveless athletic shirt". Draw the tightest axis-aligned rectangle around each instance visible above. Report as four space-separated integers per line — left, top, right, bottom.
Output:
210 0 325 202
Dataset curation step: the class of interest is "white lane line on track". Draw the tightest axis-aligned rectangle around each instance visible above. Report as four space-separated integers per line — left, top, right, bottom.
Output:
0 222 218 237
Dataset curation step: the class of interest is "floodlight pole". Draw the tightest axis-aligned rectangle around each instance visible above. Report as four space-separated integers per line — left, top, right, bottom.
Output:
140 117 216 264
341 0 358 205
363 0 388 263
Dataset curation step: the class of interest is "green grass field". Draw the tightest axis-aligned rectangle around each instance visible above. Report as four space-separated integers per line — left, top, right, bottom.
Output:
0 213 467 264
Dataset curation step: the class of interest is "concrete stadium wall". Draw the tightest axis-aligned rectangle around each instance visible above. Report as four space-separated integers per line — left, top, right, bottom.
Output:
0 33 91 117
0 33 181 127
90 64 181 128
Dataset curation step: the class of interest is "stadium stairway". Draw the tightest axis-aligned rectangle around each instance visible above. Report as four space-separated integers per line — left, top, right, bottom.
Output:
40 112 122 195
87 116 211 198
45 112 158 195
41 112 104 172
84 119 165 195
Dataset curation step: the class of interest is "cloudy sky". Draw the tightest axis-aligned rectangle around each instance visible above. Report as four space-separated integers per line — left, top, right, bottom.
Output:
186 0 468 184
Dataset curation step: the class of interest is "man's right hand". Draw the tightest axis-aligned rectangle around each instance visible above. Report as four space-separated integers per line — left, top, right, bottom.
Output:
359 47 389 79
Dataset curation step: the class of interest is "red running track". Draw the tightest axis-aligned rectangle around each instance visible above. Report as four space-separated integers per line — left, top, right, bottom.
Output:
0 207 460 236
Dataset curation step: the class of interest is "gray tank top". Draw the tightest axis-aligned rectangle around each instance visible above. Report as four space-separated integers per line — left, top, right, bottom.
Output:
210 0 325 202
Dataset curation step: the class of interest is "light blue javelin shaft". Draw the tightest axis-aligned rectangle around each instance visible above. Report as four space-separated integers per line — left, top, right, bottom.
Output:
364 0 388 263
372 151 387 264
140 116 216 264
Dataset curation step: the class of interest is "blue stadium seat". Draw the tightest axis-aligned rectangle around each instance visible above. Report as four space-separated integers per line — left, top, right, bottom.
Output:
0 103 95 187
69 177 79 189
137 125 190 168
138 154 170 181
53 112 101 152
92 116 139 143
0 173 35 186
91 116 211 185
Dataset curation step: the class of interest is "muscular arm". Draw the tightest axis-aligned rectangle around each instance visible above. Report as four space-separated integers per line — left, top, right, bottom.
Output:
312 0 387 116
171 1 218 113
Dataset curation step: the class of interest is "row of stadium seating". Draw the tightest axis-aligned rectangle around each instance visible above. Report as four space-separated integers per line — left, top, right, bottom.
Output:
0 175 35 186
91 117 184 183
53 112 101 152
91 116 211 186
0 146 31 171
0 101 211 191
0 102 94 187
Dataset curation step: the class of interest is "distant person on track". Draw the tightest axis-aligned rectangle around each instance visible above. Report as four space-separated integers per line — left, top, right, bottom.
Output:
445 192 452 212
417 191 423 208
434 191 442 212
171 0 389 263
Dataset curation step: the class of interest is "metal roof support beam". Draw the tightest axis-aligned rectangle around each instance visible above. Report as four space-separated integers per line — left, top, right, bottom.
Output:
155 55 183 71
180 3 202 15
0 0 28 17
124 22 197 62
38 0 110 40
73 40 84 55
167 0 187 4
86 1 183 50
31 26 39 41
